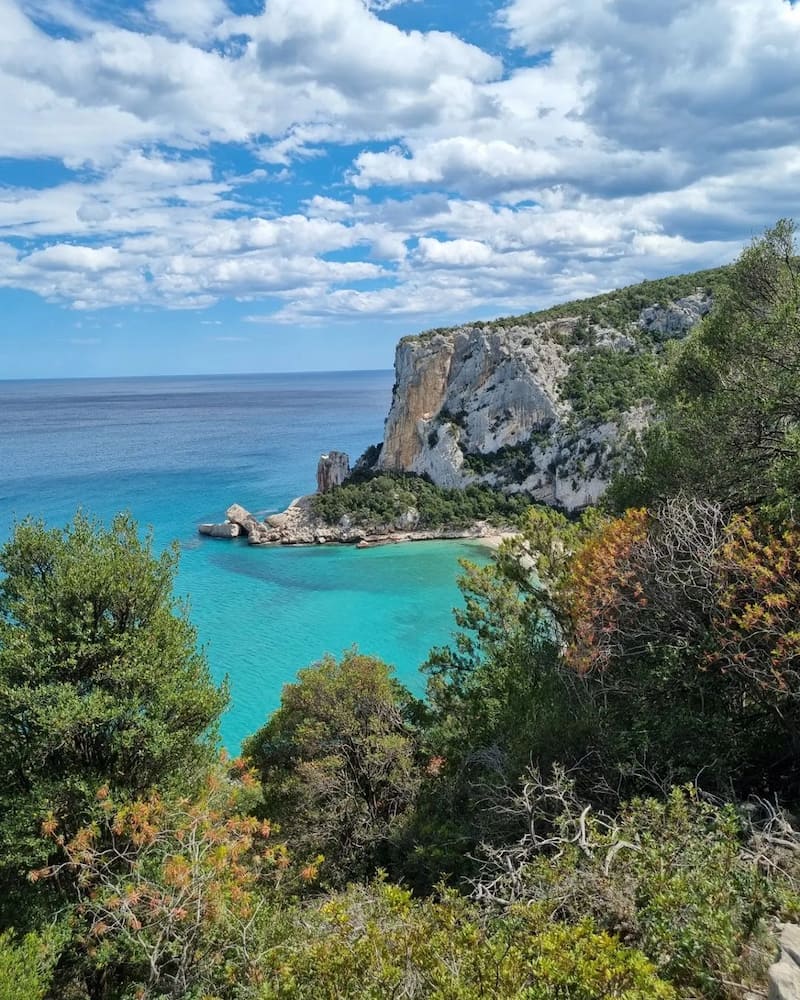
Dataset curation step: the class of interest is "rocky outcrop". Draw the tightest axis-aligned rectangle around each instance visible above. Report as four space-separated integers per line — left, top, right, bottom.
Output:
638 292 713 340
203 276 721 541
226 503 273 545
769 925 800 1000
372 293 711 512
202 498 508 547
198 521 241 539
317 451 350 493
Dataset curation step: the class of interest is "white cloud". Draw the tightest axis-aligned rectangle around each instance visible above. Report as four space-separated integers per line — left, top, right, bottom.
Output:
148 0 227 40
0 0 797 329
416 237 494 268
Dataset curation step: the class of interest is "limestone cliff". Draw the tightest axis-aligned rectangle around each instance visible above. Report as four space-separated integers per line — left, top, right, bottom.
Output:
373 275 722 512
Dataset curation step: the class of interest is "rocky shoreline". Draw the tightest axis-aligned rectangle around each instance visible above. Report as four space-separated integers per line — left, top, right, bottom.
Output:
199 496 513 549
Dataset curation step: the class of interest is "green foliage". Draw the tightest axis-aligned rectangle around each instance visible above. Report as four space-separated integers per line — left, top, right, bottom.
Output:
462 441 543 480
0 512 227 922
352 441 383 473
311 473 530 530
561 347 661 425
244 651 422 885
480 783 783 998
261 880 675 999
0 929 56 1000
611 220 800 513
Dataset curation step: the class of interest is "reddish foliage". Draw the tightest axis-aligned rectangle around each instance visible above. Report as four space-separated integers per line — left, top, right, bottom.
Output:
711 516 800 692
561 509 650 674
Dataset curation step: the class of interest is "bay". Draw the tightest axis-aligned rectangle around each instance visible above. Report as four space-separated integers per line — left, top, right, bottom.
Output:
0 371 485 748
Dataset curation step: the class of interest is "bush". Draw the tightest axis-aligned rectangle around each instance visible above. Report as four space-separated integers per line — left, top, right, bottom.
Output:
473 777 785 998
0 512 227 923
0 930 55 1000
261 880 675 999
610 220 800 513
561 348 661 425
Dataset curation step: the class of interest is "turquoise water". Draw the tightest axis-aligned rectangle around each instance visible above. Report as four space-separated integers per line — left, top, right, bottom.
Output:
0 372 487 748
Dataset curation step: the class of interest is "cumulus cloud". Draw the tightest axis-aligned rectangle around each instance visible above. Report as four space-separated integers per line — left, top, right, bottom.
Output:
0 0 797 326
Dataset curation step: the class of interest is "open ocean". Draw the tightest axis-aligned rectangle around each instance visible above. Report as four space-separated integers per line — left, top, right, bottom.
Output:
0 371 486 749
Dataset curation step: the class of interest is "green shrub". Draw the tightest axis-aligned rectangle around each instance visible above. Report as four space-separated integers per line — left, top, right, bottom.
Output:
476 782 784 998
561 348 661 425
261 881 675 999
0 930 55 1000
244 651 422 885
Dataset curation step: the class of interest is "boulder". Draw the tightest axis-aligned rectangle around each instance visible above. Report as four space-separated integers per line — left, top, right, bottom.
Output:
226 503 272 545
317 451 350 493
198 522 240 539
769 925 800 1000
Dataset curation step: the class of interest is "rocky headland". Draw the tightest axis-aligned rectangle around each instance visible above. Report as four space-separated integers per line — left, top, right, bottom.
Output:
199 495 513 548
372 288 715 511
199 266 728 546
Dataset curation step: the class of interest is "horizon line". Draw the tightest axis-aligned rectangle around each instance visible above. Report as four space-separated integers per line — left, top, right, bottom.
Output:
0 367 395 384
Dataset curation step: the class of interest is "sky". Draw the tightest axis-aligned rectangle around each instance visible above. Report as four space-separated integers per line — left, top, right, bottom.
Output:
1 0 799 378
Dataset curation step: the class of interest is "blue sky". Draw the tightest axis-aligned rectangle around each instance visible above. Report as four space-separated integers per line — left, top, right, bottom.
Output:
1 0 799 378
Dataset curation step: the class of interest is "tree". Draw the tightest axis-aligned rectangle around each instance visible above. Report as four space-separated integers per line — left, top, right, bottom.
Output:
557 499 800 792
243 650 421 885
611 219 800 514
0 512 227 919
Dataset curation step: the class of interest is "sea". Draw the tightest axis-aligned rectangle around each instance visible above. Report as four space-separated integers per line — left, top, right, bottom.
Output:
0 371 487 749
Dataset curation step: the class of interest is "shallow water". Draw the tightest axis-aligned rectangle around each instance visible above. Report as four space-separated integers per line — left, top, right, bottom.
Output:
0 371 486 748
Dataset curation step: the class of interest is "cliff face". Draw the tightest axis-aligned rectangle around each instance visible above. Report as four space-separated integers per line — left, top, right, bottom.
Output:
375 288 715 511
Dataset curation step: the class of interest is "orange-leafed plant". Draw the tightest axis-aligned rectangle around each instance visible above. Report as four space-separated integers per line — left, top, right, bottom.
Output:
560 508 650 674
32 763 292 999
711 516 800 696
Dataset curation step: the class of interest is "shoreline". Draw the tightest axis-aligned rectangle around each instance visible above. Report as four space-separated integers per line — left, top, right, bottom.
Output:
199 499 518 550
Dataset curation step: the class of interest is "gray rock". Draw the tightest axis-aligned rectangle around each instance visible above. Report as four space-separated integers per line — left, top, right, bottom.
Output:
226 503 272 545
198 522 240 539
638 292 712 340
317 451 350 493
769 925 800 1000
373 294 710 513
782 925 800 967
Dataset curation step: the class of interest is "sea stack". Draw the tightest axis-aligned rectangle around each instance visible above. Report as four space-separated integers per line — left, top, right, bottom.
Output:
317 451 350 493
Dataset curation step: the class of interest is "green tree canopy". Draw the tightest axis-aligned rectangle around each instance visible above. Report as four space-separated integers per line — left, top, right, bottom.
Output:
612 219 800 515
244 650 421 885
0 512 227 918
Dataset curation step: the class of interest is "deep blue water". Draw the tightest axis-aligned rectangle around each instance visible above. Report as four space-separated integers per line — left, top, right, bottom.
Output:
0 372 485 748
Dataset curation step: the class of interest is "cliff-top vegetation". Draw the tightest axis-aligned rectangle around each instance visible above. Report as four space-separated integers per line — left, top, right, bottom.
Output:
1 221 799 1000
402 263 730 345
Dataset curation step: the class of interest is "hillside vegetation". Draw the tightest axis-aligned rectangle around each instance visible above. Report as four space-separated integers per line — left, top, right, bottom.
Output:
1 222 799 1000
403 264 730 344
311 471 530 529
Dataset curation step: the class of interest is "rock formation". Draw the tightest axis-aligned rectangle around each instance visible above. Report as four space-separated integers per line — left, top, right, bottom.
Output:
202 272 724 541
198 521 241 539
638 291 713 340
225 503 273 545
317 451 350 493
768 924 800 1000
200 497 506 547
371 291 713 512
